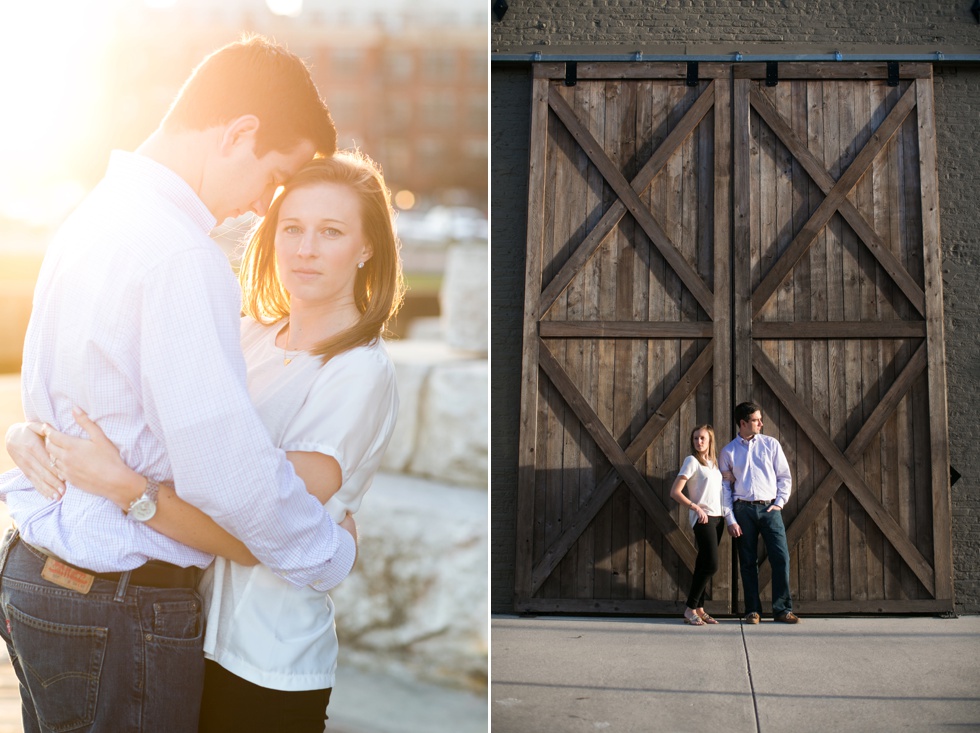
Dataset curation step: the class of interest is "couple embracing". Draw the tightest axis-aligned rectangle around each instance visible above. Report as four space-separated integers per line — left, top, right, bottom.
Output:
1 35 402 732
670 402 801 626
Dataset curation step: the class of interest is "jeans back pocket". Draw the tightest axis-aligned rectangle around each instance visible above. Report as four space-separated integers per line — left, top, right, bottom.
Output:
5 601 108 733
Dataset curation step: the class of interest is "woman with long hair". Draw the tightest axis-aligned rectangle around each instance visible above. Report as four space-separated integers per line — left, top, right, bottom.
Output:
7 150 404 731
669 424 725 626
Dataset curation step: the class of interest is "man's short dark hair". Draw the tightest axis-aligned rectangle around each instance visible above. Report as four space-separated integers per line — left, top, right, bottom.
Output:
734 401 762 428
162 34 336 157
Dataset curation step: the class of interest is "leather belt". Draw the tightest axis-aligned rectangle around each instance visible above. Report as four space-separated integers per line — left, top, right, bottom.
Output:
20 538 201 590
735 499 773 506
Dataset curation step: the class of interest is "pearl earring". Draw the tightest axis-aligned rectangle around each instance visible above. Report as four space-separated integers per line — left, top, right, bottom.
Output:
357 262 364 269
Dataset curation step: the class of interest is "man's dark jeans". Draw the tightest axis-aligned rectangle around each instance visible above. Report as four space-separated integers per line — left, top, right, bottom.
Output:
0 531 205 732
733 501 793 618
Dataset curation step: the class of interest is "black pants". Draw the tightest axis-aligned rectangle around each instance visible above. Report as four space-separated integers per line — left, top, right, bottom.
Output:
686 516 724 609
198 659 332 733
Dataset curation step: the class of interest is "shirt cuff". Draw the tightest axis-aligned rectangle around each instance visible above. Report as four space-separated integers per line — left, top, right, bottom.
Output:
309 527 357 592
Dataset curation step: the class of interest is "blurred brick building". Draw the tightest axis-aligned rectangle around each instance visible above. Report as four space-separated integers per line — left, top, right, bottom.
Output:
96 0 487 206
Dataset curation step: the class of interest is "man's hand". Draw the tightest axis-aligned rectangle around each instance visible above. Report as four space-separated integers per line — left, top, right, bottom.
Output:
767 504 782 513
727 523 742 538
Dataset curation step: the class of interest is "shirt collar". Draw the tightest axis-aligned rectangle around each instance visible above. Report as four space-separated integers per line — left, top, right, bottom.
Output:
106 150 217 234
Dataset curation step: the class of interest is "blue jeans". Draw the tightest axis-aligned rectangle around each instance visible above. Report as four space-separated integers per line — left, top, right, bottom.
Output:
733 501 793 617
0 531 205 732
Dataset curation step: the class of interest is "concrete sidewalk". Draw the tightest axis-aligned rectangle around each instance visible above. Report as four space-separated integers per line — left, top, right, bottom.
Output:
491 614 980 733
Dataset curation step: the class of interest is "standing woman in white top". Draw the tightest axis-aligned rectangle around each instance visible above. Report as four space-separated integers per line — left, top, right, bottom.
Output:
6 151 404 732
669 425 724 626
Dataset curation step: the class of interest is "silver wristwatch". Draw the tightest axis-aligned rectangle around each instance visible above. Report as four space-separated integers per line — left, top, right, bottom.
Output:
126 479 160 522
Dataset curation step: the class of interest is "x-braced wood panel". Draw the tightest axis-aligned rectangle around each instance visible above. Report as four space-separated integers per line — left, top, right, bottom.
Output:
515 64 731 614
732 63 952 613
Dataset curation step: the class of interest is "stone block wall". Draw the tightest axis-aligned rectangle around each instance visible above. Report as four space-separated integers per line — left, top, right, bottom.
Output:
490 2 980 613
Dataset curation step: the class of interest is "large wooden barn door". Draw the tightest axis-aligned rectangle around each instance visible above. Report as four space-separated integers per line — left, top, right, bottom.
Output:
733 63 953 612
515 63 732 613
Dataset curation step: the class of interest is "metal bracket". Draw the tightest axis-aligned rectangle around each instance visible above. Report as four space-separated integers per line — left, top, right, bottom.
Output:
887 62 900 87
951 464 962 486
766 61 778 87
492 0 508 21
686 61 699 87
564 61 578 87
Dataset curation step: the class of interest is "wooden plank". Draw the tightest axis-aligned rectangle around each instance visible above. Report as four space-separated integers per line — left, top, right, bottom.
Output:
791 599 950 614
610 80 637 600
547 87 716 318
514 76 550 604
529 345 713 591
859 82 884 603
806 78 833 602
576 81 606 602
592 80 620 601
823 80 850 602
706 72 732 611
734 62 933 81
899 83 925 600
733 78 754 399
515 597 729 615
842 81 868 604
537 84 716 320
713 73 733 449
557 85 590 599
635 79 659 604
516 595 947 615
752 321 925 339
646 82 673 602
626 81 651 602
916 75 954 604
540 85 574 600
748 87 926 314
788 78 815 603
751 83 918 317
534 82 565 600
536 342 699 571
873 79 903 599
753 343 936 595
539 321 713 338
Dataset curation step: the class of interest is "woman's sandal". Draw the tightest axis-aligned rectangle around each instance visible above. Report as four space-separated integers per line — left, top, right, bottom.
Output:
683 612 706 626
696 609 719 625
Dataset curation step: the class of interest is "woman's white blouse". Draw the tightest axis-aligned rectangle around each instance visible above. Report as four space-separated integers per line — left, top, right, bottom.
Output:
201 318 399 691
677 455 724 527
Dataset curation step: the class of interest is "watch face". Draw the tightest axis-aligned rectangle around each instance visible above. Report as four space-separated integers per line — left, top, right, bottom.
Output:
129 498 157 522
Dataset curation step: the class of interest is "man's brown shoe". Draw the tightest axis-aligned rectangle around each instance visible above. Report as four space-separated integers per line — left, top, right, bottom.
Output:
775 611 800 624
743 612 760 624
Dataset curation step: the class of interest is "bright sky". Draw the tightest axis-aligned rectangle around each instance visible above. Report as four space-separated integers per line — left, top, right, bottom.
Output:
0 2 117 226
0 0 310 229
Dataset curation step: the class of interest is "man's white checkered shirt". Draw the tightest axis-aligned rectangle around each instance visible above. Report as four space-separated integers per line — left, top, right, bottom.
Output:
0 151 355 591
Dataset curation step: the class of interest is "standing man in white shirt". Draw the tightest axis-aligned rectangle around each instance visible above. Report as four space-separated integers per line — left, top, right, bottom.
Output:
0 36 356 732
721 401 801 625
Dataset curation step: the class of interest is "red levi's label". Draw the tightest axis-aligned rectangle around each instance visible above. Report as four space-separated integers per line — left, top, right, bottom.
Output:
41 556 95 594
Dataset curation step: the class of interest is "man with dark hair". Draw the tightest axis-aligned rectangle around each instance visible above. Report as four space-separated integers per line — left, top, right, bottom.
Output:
0 36 353 731
721 401 800 624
